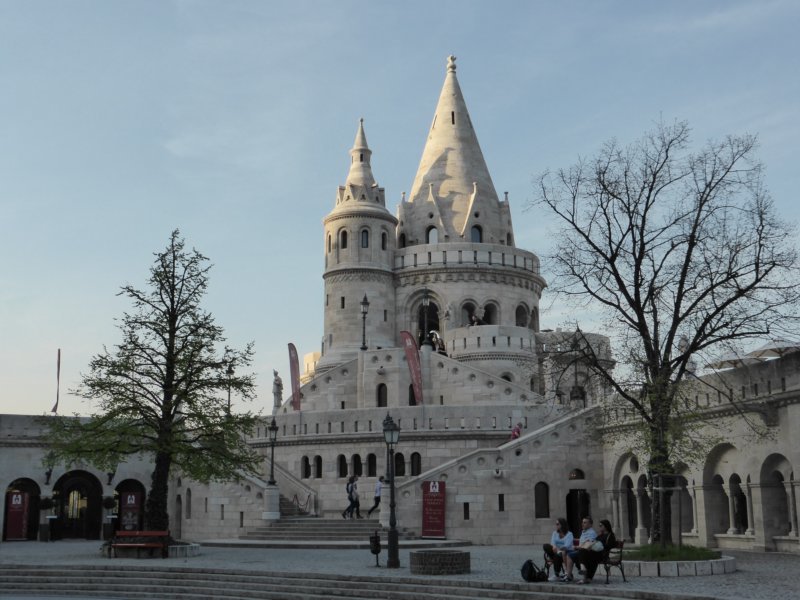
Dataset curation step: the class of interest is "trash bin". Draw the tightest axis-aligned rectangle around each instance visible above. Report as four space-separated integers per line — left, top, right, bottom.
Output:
369 530 381 566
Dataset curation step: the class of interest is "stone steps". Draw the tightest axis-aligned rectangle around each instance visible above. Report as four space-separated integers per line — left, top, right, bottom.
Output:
240 517 415 542
0 565 668 600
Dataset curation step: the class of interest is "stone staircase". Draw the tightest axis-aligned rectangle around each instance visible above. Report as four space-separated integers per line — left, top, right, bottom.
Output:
238 515 414 542
279 493 311 517
0 565 692 600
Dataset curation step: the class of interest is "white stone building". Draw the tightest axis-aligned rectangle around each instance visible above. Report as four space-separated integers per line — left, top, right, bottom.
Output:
2 57 798 553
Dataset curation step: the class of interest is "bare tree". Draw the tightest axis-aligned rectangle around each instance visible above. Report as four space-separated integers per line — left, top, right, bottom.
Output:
44 230 260 532
532 120 800 541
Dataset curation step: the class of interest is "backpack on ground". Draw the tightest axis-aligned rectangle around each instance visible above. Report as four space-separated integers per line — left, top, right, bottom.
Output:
520 559 548 582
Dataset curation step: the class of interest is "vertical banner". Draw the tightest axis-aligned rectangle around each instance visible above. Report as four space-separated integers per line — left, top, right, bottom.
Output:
5 491 29 540
421 480 446 538
400 331 424 405
288 343 301 411
120 492 141 531
51 348 61 414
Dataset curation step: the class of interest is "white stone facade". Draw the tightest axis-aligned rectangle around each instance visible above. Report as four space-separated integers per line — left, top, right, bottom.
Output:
2 57 798 553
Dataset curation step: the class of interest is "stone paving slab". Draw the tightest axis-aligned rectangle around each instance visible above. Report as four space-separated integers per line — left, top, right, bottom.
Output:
1 540 798 600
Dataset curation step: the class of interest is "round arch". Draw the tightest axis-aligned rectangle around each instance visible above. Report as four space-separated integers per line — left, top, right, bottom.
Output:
53 470 104 539
3 478 42 541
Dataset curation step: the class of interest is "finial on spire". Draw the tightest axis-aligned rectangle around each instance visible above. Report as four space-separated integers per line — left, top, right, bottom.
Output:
447 55 457 72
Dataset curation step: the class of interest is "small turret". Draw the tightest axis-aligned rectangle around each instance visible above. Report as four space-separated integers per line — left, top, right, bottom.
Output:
318 120 398 371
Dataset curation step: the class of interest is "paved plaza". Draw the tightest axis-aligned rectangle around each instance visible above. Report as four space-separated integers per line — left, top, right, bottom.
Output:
1 540 799 600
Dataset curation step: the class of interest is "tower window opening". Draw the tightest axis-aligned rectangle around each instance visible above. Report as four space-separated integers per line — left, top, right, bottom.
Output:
360 153 363 162
451 111 455 124
382 232 388 250
340 230 348 249
471 226 482 243
341 297 345 309
361 230 369 248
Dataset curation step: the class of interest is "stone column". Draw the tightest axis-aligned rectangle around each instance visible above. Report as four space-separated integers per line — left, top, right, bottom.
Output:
745 483 755 536
690 484 699 534
634 489 648 545
784 480 799 538
262 485 281 522
610 489 621 535
722 484 738 534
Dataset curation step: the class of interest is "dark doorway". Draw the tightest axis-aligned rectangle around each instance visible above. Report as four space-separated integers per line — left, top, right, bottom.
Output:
3 478 41 541
417 302 440 346
566 489 591 537
53 471 103 540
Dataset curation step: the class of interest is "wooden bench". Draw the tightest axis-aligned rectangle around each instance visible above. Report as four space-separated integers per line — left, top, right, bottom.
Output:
110 530 170 558
603 539 627 583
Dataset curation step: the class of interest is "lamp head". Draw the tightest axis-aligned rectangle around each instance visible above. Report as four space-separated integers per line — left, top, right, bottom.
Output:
382 413 400 446
268 417 279 442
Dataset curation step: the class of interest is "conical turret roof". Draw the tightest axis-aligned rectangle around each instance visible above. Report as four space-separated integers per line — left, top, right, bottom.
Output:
406 56 500 234
345 118 376 188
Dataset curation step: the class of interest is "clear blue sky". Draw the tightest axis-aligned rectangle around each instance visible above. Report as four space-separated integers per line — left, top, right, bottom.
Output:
1 0 798 415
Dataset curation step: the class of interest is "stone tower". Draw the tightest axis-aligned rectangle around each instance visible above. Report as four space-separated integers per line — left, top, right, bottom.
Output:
318 120 398 372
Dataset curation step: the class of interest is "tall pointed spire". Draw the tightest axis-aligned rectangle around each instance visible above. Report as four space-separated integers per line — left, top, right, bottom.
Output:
345 118 376 188
406 55 500 235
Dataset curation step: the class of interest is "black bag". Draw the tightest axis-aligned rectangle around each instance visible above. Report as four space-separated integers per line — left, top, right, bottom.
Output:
520 559 548 582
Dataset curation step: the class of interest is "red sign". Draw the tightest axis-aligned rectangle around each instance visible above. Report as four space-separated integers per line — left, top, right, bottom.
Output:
120 492 141 531
421 480 446 538
5 491 29 540
400 331 424 405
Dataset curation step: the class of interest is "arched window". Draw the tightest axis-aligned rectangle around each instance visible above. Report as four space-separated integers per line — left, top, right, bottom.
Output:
394 452 406 477
399 233 406 248
531 307 539 331
381 232 388 250
327 234 332 253
470 225 482 243
337 454 348 478
483 303 498 324
534 482 550 518
361 229 369 248
506 232 513 246
352 454 363 477
301 456 311 479
186 488 192 519
376 383 387 408
461 302 477 327
411 452 422 476
367 454 377 477
408 384 416 406
515 305 528 327
314 456 323 479
340 230 348 249
426 226 439 244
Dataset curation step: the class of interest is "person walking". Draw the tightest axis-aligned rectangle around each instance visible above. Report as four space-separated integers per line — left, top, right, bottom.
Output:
342 476 357 519
367 476 384 516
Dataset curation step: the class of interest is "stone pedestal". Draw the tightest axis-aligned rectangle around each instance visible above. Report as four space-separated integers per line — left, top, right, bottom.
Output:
262 485 281 521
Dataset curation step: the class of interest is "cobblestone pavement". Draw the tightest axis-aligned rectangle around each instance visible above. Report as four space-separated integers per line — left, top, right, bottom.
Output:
1 540 799 600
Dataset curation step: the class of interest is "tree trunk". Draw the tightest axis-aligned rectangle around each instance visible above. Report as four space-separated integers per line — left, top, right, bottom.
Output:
146 451 171 532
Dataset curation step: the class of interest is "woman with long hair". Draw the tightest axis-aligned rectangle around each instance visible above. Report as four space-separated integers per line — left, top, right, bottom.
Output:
542 517 573 580
576 519 616 584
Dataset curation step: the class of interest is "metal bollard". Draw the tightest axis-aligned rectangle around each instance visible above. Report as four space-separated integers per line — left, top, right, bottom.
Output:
369 530 381 567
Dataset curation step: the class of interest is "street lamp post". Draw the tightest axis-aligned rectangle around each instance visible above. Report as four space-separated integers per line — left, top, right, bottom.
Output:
268 417 278 485
382 413 400 568
360 294 370 351
226 363 234 413
421 288 432 347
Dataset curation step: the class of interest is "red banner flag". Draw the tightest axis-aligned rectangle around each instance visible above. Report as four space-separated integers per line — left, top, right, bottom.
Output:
51 348 61 414
400 331 424 405
288 343 301 411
